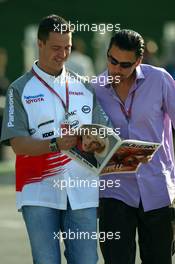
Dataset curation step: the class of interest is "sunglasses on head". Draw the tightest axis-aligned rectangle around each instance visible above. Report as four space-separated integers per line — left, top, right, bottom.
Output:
107 53 136 68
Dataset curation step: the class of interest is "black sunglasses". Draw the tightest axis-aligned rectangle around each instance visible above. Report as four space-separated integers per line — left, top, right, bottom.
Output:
107 53 136 69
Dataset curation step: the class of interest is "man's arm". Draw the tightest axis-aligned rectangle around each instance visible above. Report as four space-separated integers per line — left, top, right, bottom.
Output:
162 70 175 128
10 135 78 156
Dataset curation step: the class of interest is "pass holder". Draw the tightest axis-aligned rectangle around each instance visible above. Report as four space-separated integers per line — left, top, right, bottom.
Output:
60 115 70 135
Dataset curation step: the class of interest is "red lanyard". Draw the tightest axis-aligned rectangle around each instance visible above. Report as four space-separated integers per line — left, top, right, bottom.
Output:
32 68 69 116
120 91 135 121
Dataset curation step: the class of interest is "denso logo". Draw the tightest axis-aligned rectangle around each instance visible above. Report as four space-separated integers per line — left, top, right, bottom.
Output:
24 94 45 104
69 91 84 96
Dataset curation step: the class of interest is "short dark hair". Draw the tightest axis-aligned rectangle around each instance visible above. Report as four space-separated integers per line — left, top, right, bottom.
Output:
38 14 72 42
108 29 145 58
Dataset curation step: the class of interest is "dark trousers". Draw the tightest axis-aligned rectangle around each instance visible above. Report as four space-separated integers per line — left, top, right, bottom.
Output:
99 198 174 264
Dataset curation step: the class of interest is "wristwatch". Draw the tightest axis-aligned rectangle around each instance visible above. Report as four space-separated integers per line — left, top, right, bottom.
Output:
49 138 59 152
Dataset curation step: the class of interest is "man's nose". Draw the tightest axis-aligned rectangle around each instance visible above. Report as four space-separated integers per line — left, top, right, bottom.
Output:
57 49 66 59
111 63 122 72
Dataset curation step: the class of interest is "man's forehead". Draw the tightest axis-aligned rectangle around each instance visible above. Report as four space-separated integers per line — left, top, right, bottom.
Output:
47 32 72 43
110 45 137 59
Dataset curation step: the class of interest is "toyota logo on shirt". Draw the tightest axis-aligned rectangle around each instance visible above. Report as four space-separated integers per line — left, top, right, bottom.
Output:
82 105 91 114
24 94 45 104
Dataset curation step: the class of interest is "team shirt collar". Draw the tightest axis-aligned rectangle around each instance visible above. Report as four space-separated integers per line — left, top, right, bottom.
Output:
32 60 67 86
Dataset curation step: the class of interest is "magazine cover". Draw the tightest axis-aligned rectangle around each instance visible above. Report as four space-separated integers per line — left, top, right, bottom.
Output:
63 124 161 174
101 141 161 175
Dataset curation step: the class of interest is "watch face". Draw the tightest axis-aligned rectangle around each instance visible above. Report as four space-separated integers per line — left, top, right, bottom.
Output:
49 138 58 152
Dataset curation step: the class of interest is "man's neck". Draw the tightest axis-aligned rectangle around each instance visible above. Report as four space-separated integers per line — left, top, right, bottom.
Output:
112 72 136 103
37 61 63 77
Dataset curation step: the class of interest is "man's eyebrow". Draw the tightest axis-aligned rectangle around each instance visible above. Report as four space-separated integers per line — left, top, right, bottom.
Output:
51 45 61 48
51 44 72 48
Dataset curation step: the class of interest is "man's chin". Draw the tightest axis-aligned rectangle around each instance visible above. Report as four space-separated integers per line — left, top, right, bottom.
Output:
110 74 124 81
53 60 64 68
51 63 64 75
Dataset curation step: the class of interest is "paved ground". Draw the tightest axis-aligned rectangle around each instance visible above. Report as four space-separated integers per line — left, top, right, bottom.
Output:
0 169 175 264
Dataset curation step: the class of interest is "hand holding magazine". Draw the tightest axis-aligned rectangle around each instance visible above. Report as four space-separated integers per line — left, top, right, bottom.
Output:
62 124 161 175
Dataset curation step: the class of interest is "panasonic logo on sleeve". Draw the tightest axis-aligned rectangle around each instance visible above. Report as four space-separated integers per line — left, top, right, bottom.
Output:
8 89 14 127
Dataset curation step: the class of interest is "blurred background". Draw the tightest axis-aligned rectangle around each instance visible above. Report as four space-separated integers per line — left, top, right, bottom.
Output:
1 0 175 263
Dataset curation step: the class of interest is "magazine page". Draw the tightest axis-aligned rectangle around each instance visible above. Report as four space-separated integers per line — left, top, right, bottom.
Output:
62 124 121 174
101 140 161 175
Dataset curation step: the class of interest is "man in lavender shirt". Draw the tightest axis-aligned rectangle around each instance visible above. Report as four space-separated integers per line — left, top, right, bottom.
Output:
93 29 175 264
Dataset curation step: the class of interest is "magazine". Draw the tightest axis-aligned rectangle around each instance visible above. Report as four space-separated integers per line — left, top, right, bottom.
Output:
63 124 161 175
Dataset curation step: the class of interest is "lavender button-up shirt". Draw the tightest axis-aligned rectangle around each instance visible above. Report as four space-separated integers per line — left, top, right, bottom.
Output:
93 64 175 211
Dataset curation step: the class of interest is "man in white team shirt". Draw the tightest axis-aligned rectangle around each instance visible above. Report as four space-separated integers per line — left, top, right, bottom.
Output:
0 14 110 264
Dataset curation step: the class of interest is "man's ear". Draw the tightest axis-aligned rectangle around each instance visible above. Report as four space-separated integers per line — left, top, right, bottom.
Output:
135 56 143 67
38 39 44 48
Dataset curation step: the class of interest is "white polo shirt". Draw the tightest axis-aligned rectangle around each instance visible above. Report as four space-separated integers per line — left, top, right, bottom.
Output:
1 61 110 210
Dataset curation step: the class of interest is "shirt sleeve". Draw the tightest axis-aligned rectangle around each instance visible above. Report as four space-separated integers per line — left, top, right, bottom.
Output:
162 70 175 129
87 82 113 127
0 84 30 145
92 89 112 126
